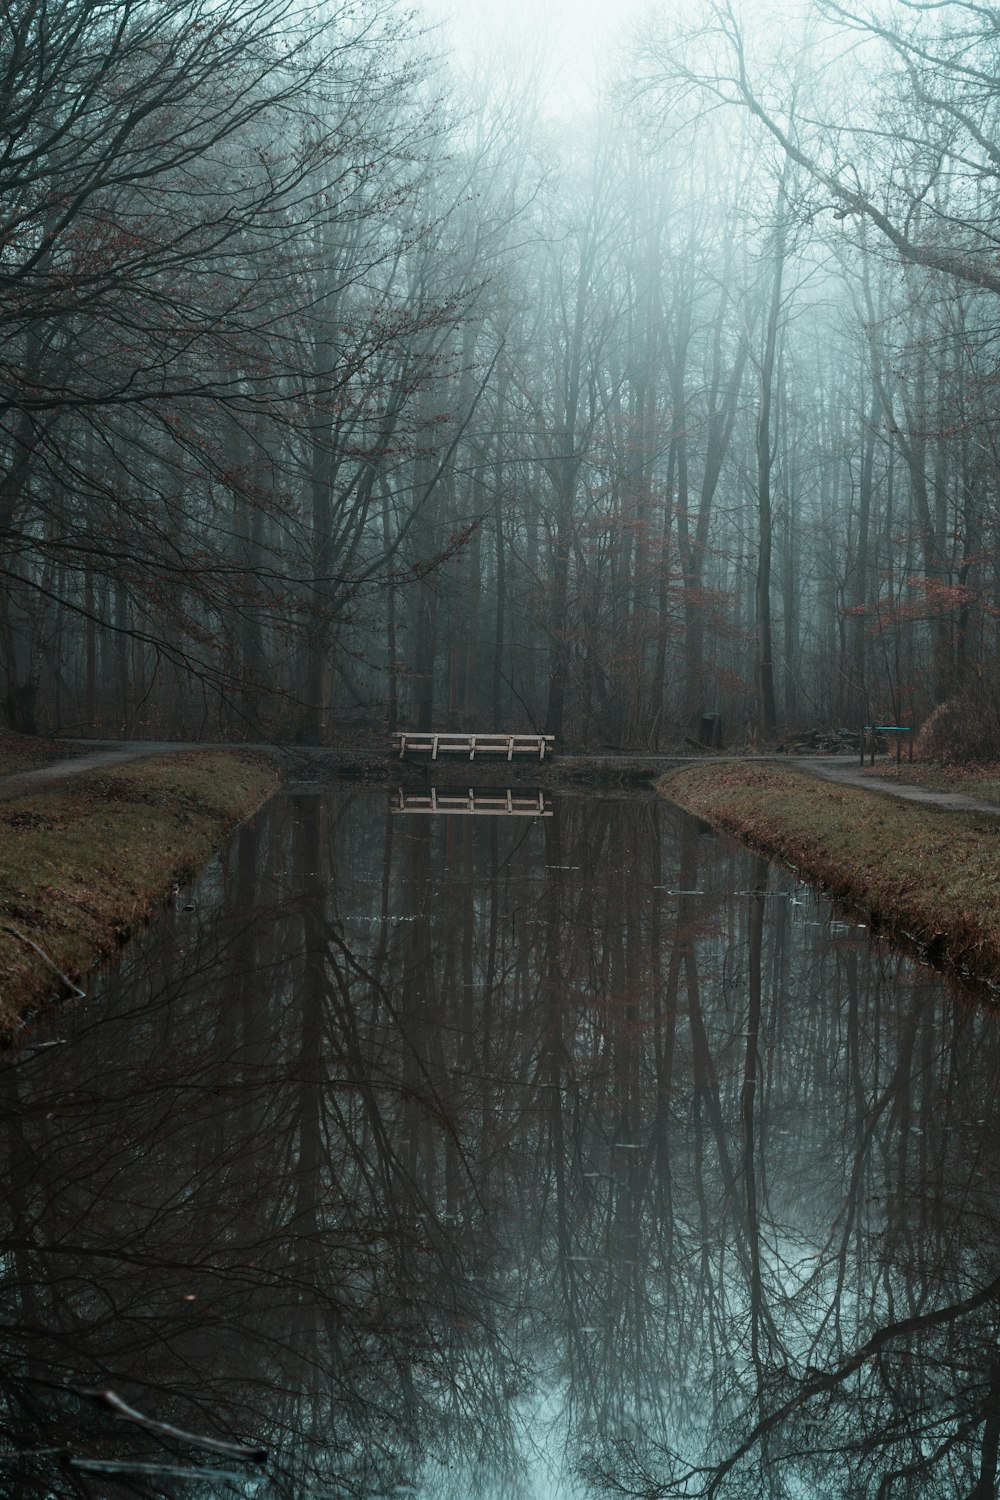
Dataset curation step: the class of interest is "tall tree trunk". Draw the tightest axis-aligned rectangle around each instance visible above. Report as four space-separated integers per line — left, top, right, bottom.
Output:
754 175 788 735
850 393 879 722
678 260 754 728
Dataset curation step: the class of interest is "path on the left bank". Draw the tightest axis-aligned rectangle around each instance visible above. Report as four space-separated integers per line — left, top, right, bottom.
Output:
0 744 190 804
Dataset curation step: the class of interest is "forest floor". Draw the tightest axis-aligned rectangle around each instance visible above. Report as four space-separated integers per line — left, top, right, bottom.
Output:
0 750 280 1034
0 728 87 776
659 759 1000 994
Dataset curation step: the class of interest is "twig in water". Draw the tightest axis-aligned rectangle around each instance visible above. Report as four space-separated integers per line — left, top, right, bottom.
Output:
74 1388 268 1463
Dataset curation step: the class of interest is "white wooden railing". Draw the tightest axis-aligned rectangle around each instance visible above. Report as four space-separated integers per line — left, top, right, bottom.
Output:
393 731 555 762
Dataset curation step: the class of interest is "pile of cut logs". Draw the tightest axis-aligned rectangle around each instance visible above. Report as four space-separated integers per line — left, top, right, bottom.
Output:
777 728 862 755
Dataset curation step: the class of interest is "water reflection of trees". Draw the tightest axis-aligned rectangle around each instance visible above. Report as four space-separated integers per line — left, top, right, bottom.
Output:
2 792 999 1497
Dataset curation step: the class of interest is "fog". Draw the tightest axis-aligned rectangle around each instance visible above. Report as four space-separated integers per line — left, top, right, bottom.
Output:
420 0 648 111
1 0 997 752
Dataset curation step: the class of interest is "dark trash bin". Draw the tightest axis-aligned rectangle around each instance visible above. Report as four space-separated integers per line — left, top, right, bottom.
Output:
699 713 723 748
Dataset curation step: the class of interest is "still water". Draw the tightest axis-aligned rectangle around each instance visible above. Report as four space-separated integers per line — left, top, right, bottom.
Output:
2 789 1000 1499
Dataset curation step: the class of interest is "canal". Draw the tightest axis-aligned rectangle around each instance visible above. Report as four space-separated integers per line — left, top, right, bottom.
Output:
2 788 999 1498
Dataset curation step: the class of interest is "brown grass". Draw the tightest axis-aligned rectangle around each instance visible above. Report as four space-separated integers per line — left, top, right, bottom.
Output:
0 752 280 1032
659 762 1000 990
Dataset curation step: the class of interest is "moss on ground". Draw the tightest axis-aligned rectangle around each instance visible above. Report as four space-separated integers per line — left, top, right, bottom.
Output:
659 762 1000 990
0 752 280 1031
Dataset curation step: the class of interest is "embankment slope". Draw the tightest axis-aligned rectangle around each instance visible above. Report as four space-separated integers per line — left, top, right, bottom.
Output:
660 761 1000 992
0 752 279 1031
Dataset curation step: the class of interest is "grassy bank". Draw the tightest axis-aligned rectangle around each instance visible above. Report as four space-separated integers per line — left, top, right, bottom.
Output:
659 762 1000 990
0 752 280 1031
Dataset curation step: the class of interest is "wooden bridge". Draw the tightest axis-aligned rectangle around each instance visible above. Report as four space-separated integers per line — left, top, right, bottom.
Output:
393 731 555 762
392 788 552 817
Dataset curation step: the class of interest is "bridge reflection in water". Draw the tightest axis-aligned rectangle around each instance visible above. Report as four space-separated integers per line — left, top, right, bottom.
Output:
392 786 552 816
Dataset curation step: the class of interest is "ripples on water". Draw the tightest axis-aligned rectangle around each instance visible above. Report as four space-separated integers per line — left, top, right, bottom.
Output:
2 790 999 1499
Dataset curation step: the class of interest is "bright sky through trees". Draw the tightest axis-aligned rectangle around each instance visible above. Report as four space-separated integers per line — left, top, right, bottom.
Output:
419 0 649 111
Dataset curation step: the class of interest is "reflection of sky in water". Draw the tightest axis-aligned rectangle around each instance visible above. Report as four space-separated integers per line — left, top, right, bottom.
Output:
418 1385 589 1499
2 791 999 1499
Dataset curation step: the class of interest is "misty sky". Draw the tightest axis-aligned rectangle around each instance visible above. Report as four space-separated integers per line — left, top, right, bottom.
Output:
419 0 650 111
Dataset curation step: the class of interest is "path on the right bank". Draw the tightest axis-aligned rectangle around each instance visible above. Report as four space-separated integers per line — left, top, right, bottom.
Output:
791 755 1000 816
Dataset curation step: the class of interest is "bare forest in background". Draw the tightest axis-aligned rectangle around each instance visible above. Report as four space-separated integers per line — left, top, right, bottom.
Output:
3 0 1000 750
